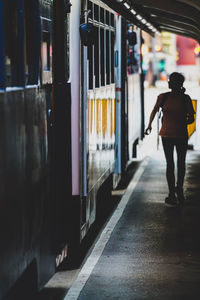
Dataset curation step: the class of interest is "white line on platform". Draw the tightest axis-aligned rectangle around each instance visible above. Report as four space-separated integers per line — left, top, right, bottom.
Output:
64 157 149 300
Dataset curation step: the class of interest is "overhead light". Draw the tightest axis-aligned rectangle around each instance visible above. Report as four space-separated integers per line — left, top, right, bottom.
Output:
123 2 130 9
136 14 142 20
146 22 151 26
141 19 147 24
130 9 136 15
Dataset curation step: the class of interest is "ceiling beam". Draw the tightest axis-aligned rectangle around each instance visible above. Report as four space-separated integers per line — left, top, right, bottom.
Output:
176 0 200 11
102 0 160 35
150 16 200 38
159 26 200 43
140 6 200 37
101 0 200 40
132 0 200 27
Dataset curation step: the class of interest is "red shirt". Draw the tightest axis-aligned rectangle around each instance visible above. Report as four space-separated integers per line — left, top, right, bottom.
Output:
153 92 195 138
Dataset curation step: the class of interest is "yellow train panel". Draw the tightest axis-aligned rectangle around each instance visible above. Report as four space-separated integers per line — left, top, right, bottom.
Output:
113 99 116 134
96 99 100 135
89 99 94 134
102 99 107 137
187 99 197 139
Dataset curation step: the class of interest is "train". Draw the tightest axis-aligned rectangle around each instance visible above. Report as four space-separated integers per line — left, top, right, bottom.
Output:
0 0 146 298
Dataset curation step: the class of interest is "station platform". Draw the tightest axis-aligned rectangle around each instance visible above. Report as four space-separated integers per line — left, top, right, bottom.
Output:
64 149 200 300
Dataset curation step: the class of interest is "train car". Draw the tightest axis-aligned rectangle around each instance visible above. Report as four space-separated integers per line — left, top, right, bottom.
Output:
119 19 144 173
0 0 72 299
72 0 118 243
70 0 144 247
0 0 145 298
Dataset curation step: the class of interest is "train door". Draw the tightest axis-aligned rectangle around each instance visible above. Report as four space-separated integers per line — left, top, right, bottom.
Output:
114 15 122 175
80 0 116 238
52 0 72 264
126 26 143 160
121 18 129 174
115 15 130 178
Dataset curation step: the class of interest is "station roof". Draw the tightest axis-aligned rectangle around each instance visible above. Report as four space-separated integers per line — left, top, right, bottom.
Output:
102 0 200 42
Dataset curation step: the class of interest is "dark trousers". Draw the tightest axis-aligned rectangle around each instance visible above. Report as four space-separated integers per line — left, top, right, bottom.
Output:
161 137 188 194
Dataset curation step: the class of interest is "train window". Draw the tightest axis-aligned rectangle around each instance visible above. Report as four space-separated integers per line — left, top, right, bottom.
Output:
94 4 99 21
100 28 105 86
106 30 110 84
111 13 114 27
41 0 52 19
88 45 93 90
3 0 40 87
88 1 93 19
106 11 109 25
41 18 52 84
24 0 41 85
94 27 99 88
4 0 24 87
127 26 139 75
85 5 115 88
42 33 50 71
100 8 104 23
111 32 115 83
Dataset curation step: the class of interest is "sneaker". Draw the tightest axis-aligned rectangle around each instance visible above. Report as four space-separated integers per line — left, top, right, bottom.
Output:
175 186 185 204
165 194 178 207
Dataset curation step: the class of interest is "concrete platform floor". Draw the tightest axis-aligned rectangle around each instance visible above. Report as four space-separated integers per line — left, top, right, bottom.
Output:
64 149 200 300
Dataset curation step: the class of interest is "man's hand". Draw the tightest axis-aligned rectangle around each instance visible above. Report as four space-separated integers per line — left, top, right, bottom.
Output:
144 126 152 135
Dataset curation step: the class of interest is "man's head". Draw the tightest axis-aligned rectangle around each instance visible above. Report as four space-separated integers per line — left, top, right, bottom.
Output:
168 72 185 90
